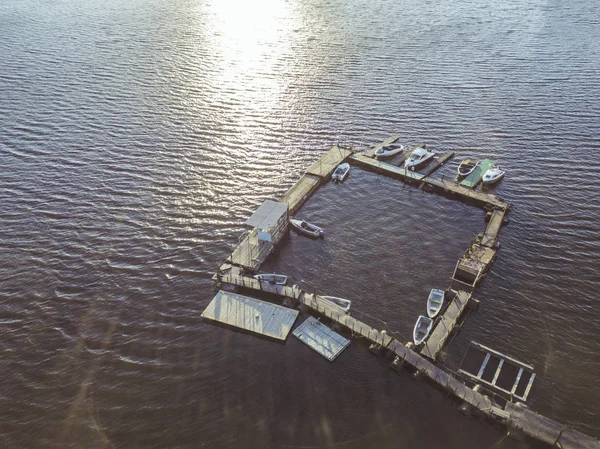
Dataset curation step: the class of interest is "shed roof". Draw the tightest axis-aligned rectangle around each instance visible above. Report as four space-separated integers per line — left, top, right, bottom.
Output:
245 200 288 230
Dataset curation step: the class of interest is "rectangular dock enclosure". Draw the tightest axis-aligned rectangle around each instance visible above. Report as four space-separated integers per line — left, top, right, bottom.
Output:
293 316 351 361
202 291 299 340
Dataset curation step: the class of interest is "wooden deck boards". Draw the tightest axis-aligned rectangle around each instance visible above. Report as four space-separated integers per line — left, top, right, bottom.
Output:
481 209 505 248
423 177 509 210
202 291 299 340
350 154 426 182
293 316 351 361
420 151 455 177
228 230 274 272
280 173 322 215
420 290 471 360
306 146 353 178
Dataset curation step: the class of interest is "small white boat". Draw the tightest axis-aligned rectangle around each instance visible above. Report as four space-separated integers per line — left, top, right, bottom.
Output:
457 159 480 178
375 144 405 158
254 273 288 285
331 163 350 183
404 147 435 169
482 165 505 184
290 218 324 238
322 296 351 312
413 315 434 345
427 289 445 318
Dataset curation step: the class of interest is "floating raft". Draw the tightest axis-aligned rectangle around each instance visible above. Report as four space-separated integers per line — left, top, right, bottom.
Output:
202 291 299 340
460 158 495 188
293 316 351 361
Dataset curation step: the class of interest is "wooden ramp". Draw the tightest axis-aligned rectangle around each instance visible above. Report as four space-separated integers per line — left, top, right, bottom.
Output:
202 291 298 340
420 290 473 360
306 146 353 178
350 153 425 182
293 316 351 361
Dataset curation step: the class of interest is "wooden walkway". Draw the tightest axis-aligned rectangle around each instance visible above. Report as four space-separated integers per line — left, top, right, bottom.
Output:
202 291 299 340
420 290 473 360
217 271 600 449
306 146 353 178
280 173 322 215
423 178 509 211
480 209 506 248
350 153 426 182
420 151 455 177
228 230 274 272
364 136 400 158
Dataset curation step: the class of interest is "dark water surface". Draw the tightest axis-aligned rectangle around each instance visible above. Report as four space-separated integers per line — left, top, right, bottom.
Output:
1 0 599 447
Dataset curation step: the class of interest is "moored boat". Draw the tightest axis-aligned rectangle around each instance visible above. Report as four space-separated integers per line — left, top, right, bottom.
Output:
482 165 505 184
254 273 288 285
331 163 350 183
404 147 435 169
457 159 480 178
322 296 351 312
427 289 445 318
413 315 434 345
290 218 324 238
375 144 405 158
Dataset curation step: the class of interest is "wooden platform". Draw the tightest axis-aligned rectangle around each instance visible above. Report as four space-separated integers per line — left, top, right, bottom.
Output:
420 290 473 360
306 146 353 178
280 173 322 215
480 209 505 248
202 291 299 340
350 153 425 182
293 316 351 361
420 151 455 177
228 229 274 272
452 242 497 287
422 177 509 211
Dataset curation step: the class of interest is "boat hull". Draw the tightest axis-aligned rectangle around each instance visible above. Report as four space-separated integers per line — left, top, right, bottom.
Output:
426 289 445 318
413 315 434 345
290 219 324 238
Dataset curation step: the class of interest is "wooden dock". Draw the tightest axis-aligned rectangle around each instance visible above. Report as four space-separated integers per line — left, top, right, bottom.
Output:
452 240 497 287
306 146 354 178
202 290 299 340
364 136 400 158
480 208 506 248
216 272 600 449
419 151 455 177
228 229 274 272
422 177 509 211
293 316 351 361
350 153 426 182
420 290 474 360
280 173 322 215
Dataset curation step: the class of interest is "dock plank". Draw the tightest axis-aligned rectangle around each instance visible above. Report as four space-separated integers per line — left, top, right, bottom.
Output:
420 290 471 360
350 153 425 182
202 291 299 340
306 146 353 178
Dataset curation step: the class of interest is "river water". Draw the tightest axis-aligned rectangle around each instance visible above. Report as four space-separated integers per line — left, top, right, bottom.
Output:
1 0 599 447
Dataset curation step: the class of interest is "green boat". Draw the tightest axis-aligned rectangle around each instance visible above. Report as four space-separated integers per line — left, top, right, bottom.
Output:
460 159 495 188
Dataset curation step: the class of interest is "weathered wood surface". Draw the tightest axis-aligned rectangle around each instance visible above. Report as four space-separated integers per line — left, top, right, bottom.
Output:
306 146 353 178
420 151 455 177
202 291 299 340
228 230 274 272
280 173 322 215
480 209 505 248
293 316 351 361
420 290 471 360
423 177 509 210
217 272 600 449
350 153 426 181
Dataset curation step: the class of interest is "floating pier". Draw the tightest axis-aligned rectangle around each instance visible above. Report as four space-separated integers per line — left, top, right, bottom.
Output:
202 290 299 340
293 316 351 361
208 142 599 448
420 290 475 361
